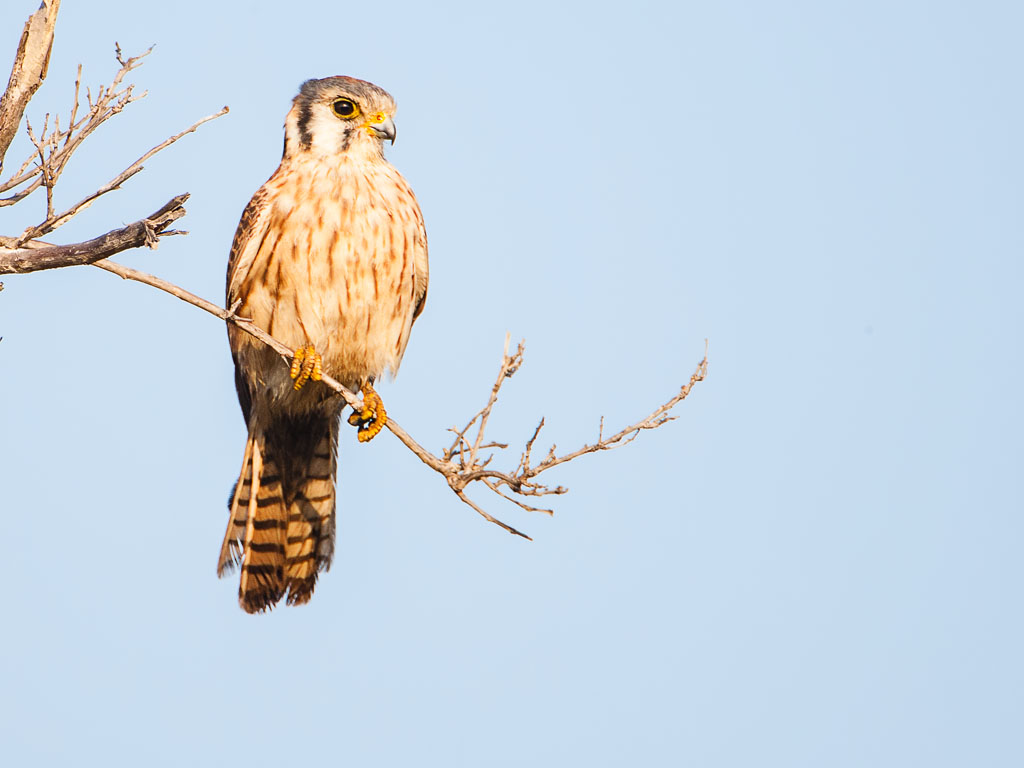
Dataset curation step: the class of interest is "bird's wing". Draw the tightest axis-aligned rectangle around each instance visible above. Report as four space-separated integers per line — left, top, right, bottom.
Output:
411 198 429 323
226 183 276 306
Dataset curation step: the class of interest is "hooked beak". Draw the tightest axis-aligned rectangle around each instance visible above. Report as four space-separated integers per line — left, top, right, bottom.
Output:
368 116 397 144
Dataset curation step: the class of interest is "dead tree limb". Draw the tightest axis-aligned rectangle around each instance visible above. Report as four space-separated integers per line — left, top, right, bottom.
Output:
0 0 60 171
0 193 187 273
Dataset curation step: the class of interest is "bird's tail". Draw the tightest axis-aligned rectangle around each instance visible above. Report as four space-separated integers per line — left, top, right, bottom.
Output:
218 414 337 613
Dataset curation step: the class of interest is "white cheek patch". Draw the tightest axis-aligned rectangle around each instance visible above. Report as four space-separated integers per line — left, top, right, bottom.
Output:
285 103 354 156
306 107 351 153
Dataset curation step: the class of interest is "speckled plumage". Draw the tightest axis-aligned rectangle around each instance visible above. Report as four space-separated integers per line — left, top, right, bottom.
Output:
218 76 428 613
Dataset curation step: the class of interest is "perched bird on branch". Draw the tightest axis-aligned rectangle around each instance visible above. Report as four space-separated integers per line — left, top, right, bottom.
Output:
218 77 429 612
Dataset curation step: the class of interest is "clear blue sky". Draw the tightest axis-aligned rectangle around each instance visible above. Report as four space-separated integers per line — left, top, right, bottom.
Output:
2 1 1021 765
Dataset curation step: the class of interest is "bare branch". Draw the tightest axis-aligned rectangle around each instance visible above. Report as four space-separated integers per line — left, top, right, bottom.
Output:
68 258 708 538
0 0 60 171
0 193 187 273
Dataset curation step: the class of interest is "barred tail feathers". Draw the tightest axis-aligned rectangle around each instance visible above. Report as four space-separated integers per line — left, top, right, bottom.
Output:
218 428 288 612
283 421 337 606
217 429 254 576
218 414 338 612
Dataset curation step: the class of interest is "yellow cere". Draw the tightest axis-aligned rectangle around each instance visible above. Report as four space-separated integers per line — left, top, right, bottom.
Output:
363 112 388 135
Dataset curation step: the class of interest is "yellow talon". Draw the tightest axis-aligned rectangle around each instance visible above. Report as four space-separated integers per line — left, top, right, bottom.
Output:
347 382 387 442
290 344 322 391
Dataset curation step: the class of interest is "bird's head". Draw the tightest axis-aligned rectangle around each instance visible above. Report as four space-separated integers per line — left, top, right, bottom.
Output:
283 76 397 160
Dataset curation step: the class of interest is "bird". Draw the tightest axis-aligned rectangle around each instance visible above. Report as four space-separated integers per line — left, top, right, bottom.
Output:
217 76 429 613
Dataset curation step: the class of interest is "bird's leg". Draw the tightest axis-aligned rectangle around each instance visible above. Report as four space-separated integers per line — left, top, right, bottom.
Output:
347 382 387 443
290 344 322 390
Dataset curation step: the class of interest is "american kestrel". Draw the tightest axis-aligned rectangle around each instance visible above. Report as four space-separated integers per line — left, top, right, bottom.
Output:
217 77 429 613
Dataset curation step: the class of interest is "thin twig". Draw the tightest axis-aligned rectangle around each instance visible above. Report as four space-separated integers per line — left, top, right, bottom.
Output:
454 490 532 540
14 105 228 243
26 115 55 220
66 63 82 146
2 46 161 203
471 332 513 457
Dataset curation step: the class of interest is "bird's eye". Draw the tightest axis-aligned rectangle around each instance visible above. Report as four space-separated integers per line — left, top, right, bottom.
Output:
331 98 359 119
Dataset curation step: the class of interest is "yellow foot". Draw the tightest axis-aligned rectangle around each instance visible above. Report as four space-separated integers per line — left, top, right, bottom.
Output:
289 344 322 390
347 382 387 443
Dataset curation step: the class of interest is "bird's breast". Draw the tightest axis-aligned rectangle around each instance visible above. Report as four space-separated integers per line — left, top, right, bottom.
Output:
238 158 425 390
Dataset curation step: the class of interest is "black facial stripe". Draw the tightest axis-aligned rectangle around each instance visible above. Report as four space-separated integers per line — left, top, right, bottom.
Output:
297 96 314 150
338 128 353 153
